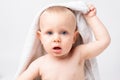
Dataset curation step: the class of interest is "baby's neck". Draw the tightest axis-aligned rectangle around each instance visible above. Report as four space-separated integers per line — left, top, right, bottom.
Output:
46 53 71 62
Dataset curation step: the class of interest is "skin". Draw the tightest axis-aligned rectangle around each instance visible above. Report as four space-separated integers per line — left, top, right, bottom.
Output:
17 5 111 80
38 8 77 59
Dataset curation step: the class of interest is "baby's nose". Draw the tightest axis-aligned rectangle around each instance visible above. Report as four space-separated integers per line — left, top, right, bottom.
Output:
54 39 60 43
53 34 61 42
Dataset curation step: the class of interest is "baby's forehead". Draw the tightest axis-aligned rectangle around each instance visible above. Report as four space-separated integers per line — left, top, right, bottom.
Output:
38 6 77 31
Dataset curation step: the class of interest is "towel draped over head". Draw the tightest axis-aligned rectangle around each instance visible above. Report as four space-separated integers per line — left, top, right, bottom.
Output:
15 1 100 80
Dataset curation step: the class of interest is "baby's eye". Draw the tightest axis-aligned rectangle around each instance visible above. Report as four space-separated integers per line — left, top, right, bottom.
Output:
46 31 53 35
61 31 68 35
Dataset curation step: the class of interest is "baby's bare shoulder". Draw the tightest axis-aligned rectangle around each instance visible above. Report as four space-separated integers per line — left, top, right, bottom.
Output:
33 55 47 63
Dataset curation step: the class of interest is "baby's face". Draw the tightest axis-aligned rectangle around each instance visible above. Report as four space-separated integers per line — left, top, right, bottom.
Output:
38 10 77 58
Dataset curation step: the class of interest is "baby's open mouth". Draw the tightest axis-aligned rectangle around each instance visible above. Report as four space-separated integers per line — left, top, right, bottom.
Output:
53 47 62 53
53 47 61 50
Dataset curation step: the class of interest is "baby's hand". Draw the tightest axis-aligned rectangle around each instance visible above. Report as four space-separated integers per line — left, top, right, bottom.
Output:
84 5 97 18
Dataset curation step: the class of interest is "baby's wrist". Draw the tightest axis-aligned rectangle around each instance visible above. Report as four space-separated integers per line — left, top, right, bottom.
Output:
84 15 97 21
84 15 98 25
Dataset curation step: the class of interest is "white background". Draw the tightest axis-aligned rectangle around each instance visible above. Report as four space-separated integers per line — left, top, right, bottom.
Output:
0 0 120 80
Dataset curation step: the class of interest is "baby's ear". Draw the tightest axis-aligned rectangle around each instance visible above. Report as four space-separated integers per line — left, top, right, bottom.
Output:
73 31 79 43
36 31 41 39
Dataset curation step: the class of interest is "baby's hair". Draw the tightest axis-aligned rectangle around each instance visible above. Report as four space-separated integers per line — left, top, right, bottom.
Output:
38 6 77 31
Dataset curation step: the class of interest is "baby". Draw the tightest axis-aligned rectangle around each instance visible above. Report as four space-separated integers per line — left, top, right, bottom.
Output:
17 5 110 80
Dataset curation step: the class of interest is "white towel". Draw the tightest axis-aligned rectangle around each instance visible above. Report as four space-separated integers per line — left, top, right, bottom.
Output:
15 1 100 80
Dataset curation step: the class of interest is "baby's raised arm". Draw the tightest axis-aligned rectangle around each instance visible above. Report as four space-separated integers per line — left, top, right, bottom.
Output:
16 59 40 80
76 5 111 59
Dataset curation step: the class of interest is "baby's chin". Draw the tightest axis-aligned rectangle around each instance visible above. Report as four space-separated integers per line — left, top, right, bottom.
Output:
53 53 70 59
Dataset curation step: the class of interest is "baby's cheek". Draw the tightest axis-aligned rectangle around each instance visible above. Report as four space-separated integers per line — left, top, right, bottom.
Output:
65 40 73 49
43 37 51 42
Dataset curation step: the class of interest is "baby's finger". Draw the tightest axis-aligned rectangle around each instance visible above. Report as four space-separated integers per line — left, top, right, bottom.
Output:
87 4 96 11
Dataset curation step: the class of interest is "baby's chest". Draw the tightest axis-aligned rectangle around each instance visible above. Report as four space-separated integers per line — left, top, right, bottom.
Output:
40 62 84 80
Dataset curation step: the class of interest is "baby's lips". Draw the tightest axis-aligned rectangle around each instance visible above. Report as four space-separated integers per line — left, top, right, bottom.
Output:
53 46 61 50
52 46 62 53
